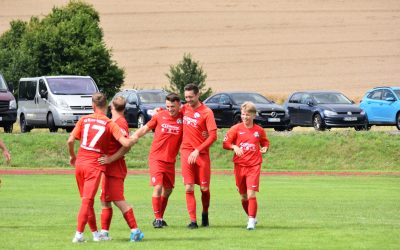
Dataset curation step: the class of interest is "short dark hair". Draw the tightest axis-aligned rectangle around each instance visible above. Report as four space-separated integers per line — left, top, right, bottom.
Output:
184 83 199 95
112 95 126 112
92 92 107 109
166 93 180 103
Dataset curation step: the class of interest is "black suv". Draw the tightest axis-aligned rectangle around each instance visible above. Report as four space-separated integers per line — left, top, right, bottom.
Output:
111 89 167 128
0 74 17 133
204 91 290 131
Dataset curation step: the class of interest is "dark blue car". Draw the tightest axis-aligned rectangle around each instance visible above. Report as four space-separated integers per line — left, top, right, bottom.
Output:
111 89 167 128
283 91 367 131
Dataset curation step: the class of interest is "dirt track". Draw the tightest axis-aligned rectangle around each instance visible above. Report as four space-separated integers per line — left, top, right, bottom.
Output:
1 0 400 100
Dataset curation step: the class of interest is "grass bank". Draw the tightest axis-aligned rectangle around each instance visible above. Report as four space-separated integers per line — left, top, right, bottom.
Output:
1 129 399 171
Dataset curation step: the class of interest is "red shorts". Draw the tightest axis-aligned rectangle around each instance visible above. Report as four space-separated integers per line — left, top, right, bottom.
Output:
100 174 125 202
149 159 175 189
75 164 103 200
180 149 210 188
234 164 261 195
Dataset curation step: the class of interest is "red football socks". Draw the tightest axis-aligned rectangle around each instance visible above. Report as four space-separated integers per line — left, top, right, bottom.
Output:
152 196 162 219
160 195 169 218
123 208 138 229
101 207 113 231
76 198 94 232
186 191 196 221
248 197 257 218
201 190 210 213
241 198 249 215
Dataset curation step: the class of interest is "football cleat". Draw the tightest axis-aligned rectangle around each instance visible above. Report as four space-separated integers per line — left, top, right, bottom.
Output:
130 229 144 242
72 236 85 243
99 231 112 241
201 212 209 227
162 220 168 227
247 218 256 230
187 221 199 229
153 219 163 228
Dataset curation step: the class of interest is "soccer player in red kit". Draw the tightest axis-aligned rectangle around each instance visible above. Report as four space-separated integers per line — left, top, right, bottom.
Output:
67 93 142 243
181 83 217 229
132 93 183 228
97 96 143 242
222 101 269 230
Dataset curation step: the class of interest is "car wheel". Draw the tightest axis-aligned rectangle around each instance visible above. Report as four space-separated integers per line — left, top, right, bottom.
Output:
274 127 286 132
396 113 400 130
233 114 241 125
286 125 293 131
137 113 145 128
313 113 326 131
47 113 58 133
20 114 32 133
3 124 13 133
65 127 73 133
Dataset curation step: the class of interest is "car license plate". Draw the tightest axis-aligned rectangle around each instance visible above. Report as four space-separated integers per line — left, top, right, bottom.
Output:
268 118 280 122
344 117 357 121
0 117 2 121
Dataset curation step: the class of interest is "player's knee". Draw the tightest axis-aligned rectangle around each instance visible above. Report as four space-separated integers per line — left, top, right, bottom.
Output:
200 186 209 192
185 185 194 192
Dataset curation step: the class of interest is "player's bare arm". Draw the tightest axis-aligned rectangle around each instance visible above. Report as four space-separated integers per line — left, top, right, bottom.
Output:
67 135 77 166
0 140 11 163
260 147 269 154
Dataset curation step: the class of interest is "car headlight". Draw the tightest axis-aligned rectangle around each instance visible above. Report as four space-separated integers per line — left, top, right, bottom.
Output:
323 110 337 116
147 109 155 116
56 99 70 110
9 99 17 109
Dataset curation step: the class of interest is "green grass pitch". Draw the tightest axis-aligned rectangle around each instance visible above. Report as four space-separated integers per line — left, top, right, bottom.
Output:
0 174 399 249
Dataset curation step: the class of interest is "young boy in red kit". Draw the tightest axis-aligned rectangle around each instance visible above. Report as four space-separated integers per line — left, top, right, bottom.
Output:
222 101 269 230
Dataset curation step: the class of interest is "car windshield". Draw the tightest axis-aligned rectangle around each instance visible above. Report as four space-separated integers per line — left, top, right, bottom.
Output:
0 75 8 91
230 93 271 105
47 77 97 95
394 90 400 99
138 91 166 103
312 93 352 104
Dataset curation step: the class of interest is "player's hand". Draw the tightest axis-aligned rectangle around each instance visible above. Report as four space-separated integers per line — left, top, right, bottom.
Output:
129 135 139 146
69 156 76 167
260 147 268 154
98 155 111 165
232 145 244 157
188 149 199 165
3 150 11 163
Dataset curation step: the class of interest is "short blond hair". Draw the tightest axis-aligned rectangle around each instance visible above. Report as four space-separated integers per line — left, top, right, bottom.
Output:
112 96 126 112
241 101 257 114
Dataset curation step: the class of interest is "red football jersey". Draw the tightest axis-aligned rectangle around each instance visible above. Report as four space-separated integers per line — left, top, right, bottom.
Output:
72 112 123 171
223 123 270 166
146 109 183 163
104 116 129 178
181 103 217 153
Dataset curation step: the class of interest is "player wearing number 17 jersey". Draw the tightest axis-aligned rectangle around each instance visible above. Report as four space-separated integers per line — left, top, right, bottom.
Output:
67 93 141 243
222 101 270 230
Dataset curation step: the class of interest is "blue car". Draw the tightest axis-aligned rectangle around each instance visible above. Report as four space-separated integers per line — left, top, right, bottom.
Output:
359 87 400 130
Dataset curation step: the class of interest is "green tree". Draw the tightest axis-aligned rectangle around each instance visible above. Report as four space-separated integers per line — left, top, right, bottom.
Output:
0 1 124 98
165 53 212 101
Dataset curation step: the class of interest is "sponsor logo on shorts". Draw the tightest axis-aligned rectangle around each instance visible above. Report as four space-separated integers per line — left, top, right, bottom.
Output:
201 181 208 185
251 185 258 188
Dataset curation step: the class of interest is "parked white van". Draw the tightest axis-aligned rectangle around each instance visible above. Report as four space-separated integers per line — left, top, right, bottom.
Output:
17 75 99 132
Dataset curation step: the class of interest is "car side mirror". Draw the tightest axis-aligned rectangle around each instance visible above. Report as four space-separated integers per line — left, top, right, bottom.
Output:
351 100 355 104
129 100 138 106
40 89 48 99
307 100 314 106
385 97 395 102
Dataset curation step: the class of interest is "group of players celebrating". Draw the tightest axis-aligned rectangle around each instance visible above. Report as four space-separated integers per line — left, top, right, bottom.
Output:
67 83 270 243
